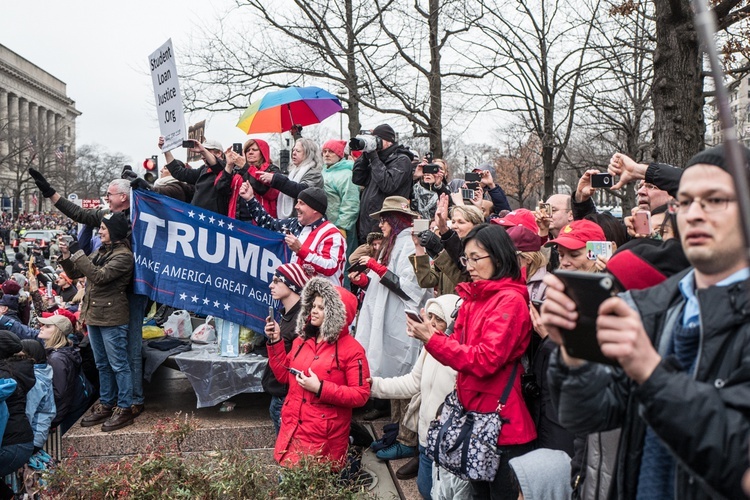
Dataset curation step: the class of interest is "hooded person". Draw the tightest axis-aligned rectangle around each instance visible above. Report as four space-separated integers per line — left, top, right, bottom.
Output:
509 448 573 500
370 294 464 498
0 330 36 478
321 139 360 264
265 277 370 469
20 339 56 451
225 138 282 218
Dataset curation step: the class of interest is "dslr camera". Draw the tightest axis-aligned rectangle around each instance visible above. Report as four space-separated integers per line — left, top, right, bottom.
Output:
349 131 382 153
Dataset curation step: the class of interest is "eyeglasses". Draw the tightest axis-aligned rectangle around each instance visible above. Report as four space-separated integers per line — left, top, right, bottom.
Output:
668 197 736 214
378 217 387 224
459 255 491 267
105 192 123 198
639 182 658 190
271 277 281 284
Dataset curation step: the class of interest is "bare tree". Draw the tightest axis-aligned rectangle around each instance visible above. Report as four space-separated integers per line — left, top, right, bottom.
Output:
73 145 128 199
472 0 601 199
181 0 383 138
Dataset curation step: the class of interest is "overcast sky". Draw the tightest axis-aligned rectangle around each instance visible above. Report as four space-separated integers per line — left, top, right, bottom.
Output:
0 0 303 170
2 1 493 173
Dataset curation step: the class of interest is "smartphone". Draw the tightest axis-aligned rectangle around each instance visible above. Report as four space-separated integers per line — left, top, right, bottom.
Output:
405 309 423 323
554 270 623 366
288 367 303 376
423 163 440 174
182 139 196 148
232 143 243 154
585 241 614 261
461 188 475 200
531 299 544 313
267 306 274 323
591 173 614 188
465 182 480 191
425 152 434 162
538 202 551 216
464 172 481 182
633 211 652 235
348 262 367 274
413 219 430 233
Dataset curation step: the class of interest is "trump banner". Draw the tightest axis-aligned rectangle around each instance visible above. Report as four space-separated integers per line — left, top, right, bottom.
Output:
131 189 290 333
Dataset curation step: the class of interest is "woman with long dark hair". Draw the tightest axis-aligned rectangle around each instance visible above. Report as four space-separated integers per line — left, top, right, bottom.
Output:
350 196 431 461
407 224 536 500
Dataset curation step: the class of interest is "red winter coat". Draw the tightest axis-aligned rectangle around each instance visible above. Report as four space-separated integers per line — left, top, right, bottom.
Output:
268 278 370 468
425 276 537 446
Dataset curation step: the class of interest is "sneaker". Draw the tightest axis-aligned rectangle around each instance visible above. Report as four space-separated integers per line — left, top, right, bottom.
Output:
131 403 145 418
80 403 113 427
101 407 135 432
375 442 417 461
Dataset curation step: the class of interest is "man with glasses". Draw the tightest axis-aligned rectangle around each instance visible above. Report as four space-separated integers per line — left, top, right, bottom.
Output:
27 172 148 418
541 144 750 499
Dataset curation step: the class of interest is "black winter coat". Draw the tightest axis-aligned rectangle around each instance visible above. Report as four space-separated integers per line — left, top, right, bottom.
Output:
352 144 414 243
0 358 35 446
260 302 301 397
166 158 232 216
549 270 750 500
47 346 92 427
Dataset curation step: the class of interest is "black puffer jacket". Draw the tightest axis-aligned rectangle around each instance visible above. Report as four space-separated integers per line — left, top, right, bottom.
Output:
0 358 35 446
549 270 750 500
352 144 414 243
260 302 301 397
48 346 92 427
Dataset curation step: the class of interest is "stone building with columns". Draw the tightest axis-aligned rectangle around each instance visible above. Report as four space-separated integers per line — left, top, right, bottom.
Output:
0 43 80 214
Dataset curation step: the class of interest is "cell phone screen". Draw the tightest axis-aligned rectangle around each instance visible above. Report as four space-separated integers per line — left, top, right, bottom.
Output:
405 309 423 323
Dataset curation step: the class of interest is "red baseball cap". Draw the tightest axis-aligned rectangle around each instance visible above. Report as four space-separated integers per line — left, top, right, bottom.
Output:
42 308 78 327
491 209 538 234
545 220 605 250
507 225 542 252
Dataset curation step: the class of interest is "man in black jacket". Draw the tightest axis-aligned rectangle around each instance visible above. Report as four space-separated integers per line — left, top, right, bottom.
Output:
542 144 750 499
352 124 414 245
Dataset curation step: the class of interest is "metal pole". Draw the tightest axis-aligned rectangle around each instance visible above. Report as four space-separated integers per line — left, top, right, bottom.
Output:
693 0 750 271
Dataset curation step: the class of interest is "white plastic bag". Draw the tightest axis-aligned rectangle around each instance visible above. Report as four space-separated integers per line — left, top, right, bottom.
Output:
191 316 216 344
163 310 193 339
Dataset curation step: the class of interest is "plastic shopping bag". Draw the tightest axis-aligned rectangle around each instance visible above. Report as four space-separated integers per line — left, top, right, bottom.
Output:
163 310 193 339
191 316 216 344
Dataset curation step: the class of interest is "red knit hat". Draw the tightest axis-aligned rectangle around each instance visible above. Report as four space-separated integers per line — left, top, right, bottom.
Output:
545 220 606 250
322 140 346 159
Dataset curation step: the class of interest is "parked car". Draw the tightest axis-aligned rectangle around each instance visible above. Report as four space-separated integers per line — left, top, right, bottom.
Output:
20 229 64 258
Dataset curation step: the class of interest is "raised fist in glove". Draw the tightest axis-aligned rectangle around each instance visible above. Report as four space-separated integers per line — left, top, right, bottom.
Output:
130 177 152 191
419 230 443 258
28 168 56 198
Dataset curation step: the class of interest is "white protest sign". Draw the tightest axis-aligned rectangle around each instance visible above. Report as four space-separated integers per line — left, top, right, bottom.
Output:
149 39 186 152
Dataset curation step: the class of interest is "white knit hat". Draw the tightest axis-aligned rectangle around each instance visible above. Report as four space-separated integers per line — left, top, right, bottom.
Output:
424 294 460 324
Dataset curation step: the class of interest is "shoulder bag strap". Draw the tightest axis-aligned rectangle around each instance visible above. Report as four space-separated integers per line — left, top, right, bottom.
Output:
496 363 519 413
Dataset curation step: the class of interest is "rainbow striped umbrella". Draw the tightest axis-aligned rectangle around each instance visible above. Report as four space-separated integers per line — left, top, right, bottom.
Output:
236 86 343 134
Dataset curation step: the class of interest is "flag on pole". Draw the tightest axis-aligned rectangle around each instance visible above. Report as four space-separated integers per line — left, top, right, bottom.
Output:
54 145 65 162
31 194 38 207
26 138 37 162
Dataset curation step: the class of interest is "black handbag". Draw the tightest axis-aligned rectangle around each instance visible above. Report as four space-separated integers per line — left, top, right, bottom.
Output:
426 364 518 482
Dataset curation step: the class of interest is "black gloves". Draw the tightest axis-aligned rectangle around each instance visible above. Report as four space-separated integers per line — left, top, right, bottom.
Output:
419 230 443 258
28 168 56 198
130 177 152 191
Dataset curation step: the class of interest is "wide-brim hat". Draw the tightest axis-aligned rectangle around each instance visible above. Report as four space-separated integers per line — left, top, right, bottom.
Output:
369 196 420 219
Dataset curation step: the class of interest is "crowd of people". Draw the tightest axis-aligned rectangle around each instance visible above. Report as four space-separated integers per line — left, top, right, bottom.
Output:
0 123 748 500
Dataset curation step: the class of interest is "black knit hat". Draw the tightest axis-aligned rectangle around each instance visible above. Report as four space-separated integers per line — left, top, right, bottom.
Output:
372 124 396 143
102 212 130 242
0 331 22 359
297 187 328 216
685 143 750 173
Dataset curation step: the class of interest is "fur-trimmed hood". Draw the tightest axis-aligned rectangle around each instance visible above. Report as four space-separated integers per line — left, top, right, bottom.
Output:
295 277 357 343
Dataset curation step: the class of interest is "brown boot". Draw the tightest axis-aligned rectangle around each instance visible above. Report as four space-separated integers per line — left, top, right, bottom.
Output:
101 406 135 432
396 455 420 480
80 403 113 427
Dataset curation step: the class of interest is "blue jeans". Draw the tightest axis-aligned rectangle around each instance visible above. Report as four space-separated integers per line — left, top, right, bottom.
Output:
418 445 433 500
0 441 33 476
87 324 132 408
128 292 148 405
269 395 285 436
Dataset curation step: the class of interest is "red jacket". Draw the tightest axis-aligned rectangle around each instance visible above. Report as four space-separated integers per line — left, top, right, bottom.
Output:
268 279 370 468
425 276 537 446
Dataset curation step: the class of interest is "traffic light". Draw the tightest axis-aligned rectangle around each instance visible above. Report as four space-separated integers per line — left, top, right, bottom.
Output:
143 155 158 171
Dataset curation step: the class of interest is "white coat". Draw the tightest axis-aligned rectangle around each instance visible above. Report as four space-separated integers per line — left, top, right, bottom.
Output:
355 230 430 378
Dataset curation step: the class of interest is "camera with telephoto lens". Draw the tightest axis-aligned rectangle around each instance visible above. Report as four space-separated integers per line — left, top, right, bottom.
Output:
349 132 382 153
521 373 541 400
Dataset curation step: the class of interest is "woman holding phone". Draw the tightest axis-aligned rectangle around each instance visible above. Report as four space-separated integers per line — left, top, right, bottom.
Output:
264 277 370 469
407 224 536 500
